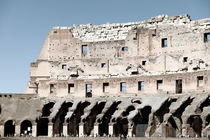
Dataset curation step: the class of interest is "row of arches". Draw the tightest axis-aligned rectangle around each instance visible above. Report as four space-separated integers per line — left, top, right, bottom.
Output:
4 120 32 137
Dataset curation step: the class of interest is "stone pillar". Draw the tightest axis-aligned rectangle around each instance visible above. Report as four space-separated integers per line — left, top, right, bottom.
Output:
32 123 37 137
127 123 133 137
63 123 68 136
79 123 84 137
0 125 4 137
108 123 114 136
48 122 53 137
15 125 21 136
182 124 190 137
94 123 99 137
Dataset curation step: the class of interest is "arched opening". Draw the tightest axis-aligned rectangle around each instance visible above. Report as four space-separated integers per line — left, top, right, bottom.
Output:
20 120 32 136
37 118 49 136
99 101 121 136
53 102 73 136
187 115 202 137
67 101 90 136
113 118 128 137
37 102 55 136
133 106 151 137
4 120 15 137
206 115 210 126
42 102 55 117
83 101 106 136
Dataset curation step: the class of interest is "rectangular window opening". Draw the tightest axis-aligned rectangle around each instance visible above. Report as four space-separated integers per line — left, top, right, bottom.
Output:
142 61 146 66
86 84 92 97
50 84 55 94
161 38 167 48
122 47 128 51
138 81 144 91
197 76 204 87
101 63 106 68
62 64 67 69
82 45 87 54
120 82 126 92
68 83 74 93
176 80 182 94
157 80 163 90
103 82 109 92
204 33 210 43
183 57 188 63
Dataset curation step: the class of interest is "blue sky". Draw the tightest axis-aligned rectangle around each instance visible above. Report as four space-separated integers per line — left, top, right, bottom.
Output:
0 0 210 93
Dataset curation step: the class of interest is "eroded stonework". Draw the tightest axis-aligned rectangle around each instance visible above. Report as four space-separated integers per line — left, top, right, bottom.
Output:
1 14 210 138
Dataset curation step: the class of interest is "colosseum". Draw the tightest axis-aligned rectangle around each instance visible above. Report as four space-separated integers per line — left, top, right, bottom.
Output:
0 14 210 138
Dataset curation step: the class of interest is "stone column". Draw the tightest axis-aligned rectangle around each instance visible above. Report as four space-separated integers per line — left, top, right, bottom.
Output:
127 123 133 137
108 123 114 136
182 124 190 137
32 123 37 137
15 124 21 136
63 123 68 136
48 122 53 137
94 123 99 137
0 125 4 137
79 123 84 137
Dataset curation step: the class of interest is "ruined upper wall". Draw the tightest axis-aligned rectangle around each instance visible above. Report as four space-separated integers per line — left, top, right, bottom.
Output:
52 14 209 42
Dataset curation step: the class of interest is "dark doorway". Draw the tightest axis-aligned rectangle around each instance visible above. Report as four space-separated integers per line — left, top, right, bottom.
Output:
21 120 32 136
176 80 182 93
4 120 15 137
187 115 202 137
37 118 49 136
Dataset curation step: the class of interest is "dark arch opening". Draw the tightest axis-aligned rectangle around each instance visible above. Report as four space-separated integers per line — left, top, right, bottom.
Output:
20 120 32 136
67 101 90 136
133 106 151 137
37 118 49 136
206 114 210 126
53 102 73 136
187 115 202 137
99 101 121 136
84 101 106 136
42 102 55 117
114 118 128 137
37 102 55 136
4 120 15 137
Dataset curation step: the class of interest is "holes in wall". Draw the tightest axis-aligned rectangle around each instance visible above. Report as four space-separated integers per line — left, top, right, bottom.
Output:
122 47 128 51
157 80 163 90
120 82 126 92
50 84 55 94
62 64 67 69
68 83 74 93
101 63 106 68
86 84 92 97
53 30 57 33
82 45 87 54
197 76 204 87
138 81 144 91
161 38 167 48
204 33 210 43
142 61 146 66
183 57 188 63
176 79 182 94
103 82 109 93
